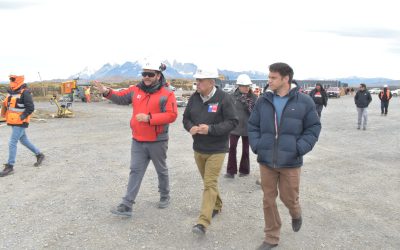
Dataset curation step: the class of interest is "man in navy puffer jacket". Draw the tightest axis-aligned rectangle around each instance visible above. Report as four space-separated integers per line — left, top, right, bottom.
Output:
248 63 321 250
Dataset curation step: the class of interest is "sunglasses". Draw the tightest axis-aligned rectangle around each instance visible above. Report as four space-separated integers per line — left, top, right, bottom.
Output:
141 72 156 78
9 77 16 82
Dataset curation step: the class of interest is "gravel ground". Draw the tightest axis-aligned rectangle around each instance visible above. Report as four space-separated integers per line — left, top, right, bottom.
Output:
0 94 399 250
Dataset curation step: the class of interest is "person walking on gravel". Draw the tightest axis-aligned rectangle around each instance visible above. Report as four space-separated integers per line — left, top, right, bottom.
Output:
354 83 372 130
248 63 321 250
224 74 257 179
94 60 177 217
378 84 392 115
309 83 328 118
183 66 238 235
0 75 45 177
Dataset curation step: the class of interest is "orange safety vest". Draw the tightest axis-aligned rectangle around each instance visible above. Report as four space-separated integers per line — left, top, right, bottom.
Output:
3 89 31 125
379 90 391 99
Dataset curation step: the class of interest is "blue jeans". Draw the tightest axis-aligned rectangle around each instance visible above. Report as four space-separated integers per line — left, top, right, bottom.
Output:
8 126 41 166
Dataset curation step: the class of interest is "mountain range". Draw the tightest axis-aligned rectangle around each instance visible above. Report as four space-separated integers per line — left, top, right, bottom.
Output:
68 60 399 87
70 60 269 81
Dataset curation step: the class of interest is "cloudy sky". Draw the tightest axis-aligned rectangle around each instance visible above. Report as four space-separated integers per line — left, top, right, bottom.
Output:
1 0 399 82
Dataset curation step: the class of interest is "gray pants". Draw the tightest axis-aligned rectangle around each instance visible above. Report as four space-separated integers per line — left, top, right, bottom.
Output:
357 107 368 128
122 139 170 208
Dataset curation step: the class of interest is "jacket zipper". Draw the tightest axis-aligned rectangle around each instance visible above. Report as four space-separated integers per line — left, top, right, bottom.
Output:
270 94 295 168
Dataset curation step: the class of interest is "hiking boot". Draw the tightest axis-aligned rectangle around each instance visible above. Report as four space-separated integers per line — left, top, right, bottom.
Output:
256 241 278 250
239 173 249 177
224 173 234 179
34 153 45 167
192 224 206 235
212 209 220 218
158 196 170 209
292 216 302 232
0 164 14 177
110 204 132 217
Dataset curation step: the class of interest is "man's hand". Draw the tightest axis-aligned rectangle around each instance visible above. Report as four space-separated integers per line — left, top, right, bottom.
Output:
93 81 108 94
189 126 200 135
198 124 209 135
136 113 150 122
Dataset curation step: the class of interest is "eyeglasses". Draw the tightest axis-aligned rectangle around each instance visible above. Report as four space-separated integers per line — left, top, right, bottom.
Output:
141 72 156 78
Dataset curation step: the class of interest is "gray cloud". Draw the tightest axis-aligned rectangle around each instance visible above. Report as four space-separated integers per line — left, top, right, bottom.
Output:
0 1 38 10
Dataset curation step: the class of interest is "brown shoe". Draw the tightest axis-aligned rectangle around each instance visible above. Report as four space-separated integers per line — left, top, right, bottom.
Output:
0 164 14 177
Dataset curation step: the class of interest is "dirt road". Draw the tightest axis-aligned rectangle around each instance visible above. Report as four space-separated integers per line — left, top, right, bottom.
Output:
0 95 399 249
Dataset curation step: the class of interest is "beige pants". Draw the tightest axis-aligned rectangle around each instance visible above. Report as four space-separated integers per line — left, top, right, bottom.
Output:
194 151 225 227
260 165 302 244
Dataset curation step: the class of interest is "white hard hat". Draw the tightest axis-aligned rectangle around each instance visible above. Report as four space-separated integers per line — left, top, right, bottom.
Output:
193 66 219 79
142 59 166 71
383 84 388 88
236 74 252 86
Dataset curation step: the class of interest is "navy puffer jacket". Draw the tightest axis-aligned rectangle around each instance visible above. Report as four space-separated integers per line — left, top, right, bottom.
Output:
248 84 321 168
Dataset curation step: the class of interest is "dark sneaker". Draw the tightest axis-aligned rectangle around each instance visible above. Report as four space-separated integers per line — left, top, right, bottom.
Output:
34 153 45 167
363 127 366 130
158 196 170 209
110 204 132 217
256 241 278 250
256 179 261 185
239 173 249 177
292 216 302 232
212 209 220 218
224 173 234 179
192 224 206 235
0 164 14 177
357 126 360 130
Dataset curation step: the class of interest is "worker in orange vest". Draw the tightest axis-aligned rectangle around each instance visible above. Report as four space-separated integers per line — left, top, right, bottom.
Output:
1 75 45 177
378 84 392 115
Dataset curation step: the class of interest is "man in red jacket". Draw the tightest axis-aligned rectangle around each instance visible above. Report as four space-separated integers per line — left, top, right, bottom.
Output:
94 61 177 217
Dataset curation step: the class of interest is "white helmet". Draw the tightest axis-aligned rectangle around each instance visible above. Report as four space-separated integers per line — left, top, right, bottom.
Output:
193 66 219 79
383 84 388 88
142 59 166 71
236 74 252 86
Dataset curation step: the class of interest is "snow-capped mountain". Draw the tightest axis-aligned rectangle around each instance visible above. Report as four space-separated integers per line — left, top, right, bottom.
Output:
70 60 268 80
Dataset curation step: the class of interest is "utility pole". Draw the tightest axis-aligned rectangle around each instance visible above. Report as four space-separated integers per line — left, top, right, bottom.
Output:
38 72 45 96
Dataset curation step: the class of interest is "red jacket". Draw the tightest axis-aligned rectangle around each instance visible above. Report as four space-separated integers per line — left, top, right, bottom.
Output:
106 84 177 141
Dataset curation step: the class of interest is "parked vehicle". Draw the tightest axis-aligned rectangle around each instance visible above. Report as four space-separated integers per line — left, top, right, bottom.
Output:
368 88 381 94
303 87 315 95
390 89 400 97
223 84 234 93
176 96 188 107
326 87 341 98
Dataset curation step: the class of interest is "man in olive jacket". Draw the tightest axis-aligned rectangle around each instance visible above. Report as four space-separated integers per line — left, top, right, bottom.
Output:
248 63 321 250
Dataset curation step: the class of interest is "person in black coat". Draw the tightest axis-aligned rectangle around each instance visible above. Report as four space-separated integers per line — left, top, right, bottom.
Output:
225 74 257 178
354 83 372 130
309 83 328 118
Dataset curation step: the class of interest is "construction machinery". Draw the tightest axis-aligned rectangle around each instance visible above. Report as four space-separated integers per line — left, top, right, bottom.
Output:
49 94 74 118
